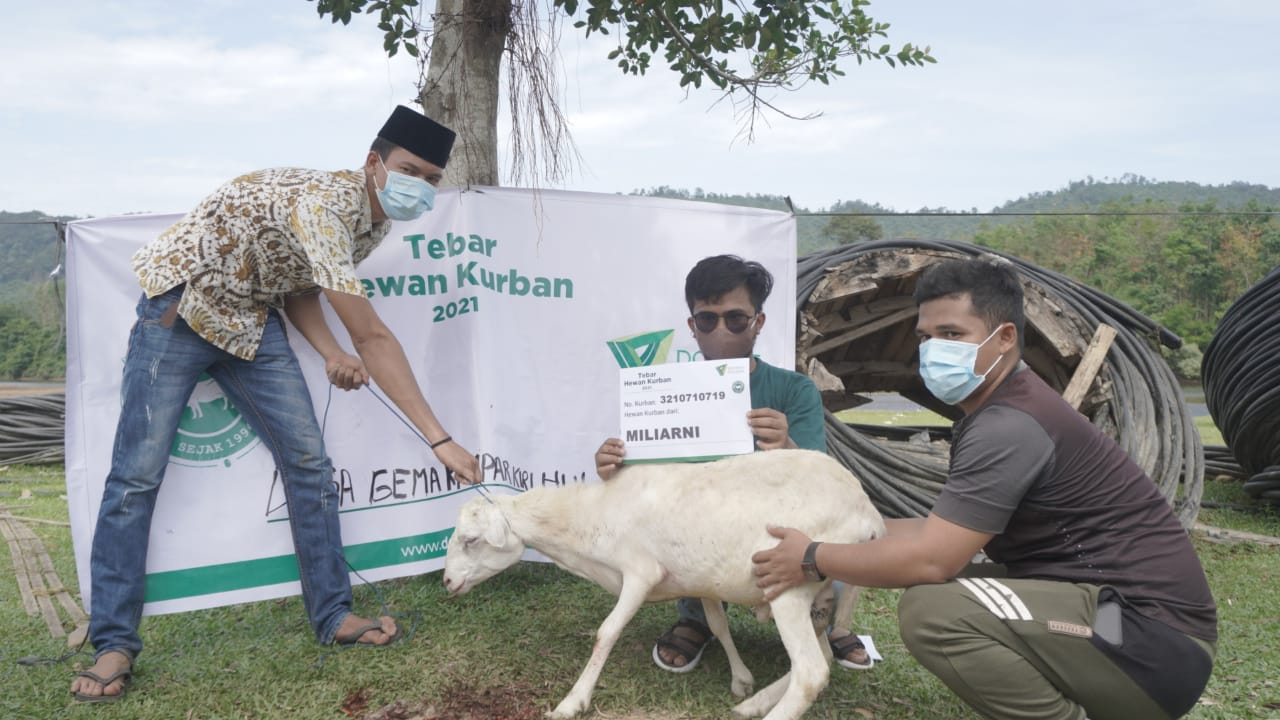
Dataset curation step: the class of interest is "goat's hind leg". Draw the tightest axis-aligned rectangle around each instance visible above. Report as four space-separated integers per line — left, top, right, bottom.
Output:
732 587 828 720
547 578 653 719
701 599 754 698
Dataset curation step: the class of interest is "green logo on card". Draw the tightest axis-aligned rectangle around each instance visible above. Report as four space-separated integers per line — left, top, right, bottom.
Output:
606 329 674 368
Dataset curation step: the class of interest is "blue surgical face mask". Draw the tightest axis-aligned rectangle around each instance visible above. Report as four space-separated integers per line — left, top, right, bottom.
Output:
918 325 1005 405
375 156 436 221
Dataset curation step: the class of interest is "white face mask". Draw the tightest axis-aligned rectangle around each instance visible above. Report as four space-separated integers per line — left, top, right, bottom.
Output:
917 325 1004 404
375 156 436 221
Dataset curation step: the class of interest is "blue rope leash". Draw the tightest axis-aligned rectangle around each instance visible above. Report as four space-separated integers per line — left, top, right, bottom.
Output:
312 378 497 668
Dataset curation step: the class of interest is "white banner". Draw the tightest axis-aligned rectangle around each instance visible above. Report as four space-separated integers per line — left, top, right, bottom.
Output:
65 186 796 615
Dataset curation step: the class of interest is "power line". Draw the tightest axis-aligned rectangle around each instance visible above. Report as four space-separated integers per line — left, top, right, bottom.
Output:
798 210 1280 218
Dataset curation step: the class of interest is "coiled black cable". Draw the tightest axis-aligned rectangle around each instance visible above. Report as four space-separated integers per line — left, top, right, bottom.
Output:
0 393 65 465
1202 267 1280 504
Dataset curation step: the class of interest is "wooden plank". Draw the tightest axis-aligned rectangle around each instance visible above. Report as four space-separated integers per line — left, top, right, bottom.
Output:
813 295 916 335
806 357 846 394
1062 324 1118 410
809 306 920 356
32 534 87 625
1194 523 1280 547
1022 284 1082 361
4 514 70 527
807 250 942 305
884 312 921 361
821 360 919 381
0 508 83 635
0 513 39 617
11 520 64 636
1022 346 1071 391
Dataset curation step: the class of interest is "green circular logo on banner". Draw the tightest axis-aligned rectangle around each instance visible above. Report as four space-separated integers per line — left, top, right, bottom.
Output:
732 380 746 394
169 375 260 467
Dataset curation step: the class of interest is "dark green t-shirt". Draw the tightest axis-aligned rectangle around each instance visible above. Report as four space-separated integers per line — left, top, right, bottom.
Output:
749 358 826 451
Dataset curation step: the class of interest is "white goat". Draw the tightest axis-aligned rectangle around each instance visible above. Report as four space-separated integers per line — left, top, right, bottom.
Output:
442 448 885 720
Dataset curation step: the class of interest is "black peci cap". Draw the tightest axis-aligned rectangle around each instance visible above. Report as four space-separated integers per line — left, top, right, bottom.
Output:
377 105 456 168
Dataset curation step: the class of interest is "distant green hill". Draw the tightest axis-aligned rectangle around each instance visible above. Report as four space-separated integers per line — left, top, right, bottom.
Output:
999 174 1280 212
3 175 1278 379
0 211 67 289
10 178 1270 282
629 186 833 253
634 175 1280 255
0 213 70 378
630 179 1280 363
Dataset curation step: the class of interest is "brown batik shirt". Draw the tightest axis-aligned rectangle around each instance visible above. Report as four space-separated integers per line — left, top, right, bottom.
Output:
132 167 390 360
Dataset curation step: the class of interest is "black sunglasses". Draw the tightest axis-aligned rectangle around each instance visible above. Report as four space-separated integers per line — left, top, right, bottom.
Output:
691 311 757 334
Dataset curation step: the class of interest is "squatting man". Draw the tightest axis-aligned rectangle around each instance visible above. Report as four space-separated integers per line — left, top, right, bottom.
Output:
752 258 1216 720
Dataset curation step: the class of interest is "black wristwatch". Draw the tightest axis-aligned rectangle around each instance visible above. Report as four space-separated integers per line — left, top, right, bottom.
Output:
801 541 825 582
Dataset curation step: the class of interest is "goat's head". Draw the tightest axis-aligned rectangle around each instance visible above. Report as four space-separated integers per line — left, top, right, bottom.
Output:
442 496 523 596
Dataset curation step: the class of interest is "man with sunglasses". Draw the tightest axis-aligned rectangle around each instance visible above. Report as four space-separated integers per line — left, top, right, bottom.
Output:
594 254 872 674
752 258 1216 719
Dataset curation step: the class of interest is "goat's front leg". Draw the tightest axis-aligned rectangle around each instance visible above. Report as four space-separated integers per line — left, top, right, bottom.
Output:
702 598 754 698
547 575 653 719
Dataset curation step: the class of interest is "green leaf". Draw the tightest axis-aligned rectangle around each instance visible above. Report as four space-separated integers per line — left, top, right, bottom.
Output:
313 0 938 124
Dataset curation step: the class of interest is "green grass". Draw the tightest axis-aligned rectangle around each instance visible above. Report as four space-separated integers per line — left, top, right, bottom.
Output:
834 408 951 427
2 413 1277 719
1196 416 1225 447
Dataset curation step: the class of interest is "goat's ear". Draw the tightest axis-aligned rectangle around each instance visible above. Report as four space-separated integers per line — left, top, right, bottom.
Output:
482 506 510 547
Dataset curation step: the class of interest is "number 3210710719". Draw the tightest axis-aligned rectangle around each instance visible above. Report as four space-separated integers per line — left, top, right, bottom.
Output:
432 296 478 322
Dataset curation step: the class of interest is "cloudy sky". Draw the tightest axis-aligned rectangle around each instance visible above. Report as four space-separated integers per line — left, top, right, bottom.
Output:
2 0 1277 218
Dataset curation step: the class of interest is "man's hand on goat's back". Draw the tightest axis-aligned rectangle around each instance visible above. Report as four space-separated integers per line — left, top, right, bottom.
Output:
595 438 625 480
752 525 810 601
747 408 794 450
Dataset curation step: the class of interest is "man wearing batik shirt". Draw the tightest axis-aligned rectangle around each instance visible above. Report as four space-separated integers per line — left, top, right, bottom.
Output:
71 106 479 703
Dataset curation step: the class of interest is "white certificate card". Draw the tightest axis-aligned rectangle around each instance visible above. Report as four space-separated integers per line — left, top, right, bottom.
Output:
619 358 753 463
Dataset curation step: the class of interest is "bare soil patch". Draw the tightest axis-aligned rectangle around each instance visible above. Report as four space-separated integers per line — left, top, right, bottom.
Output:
363 681 546 720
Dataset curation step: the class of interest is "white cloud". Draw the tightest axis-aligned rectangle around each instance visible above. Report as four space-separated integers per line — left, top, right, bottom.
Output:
3 0 1279 216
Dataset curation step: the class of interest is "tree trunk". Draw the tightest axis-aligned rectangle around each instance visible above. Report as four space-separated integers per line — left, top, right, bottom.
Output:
421 0 512 187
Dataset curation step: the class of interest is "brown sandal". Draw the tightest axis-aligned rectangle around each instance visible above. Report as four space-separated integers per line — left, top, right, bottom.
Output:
830 632 873 670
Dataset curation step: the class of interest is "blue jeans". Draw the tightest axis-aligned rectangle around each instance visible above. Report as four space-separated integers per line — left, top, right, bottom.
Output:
89 286 353 660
